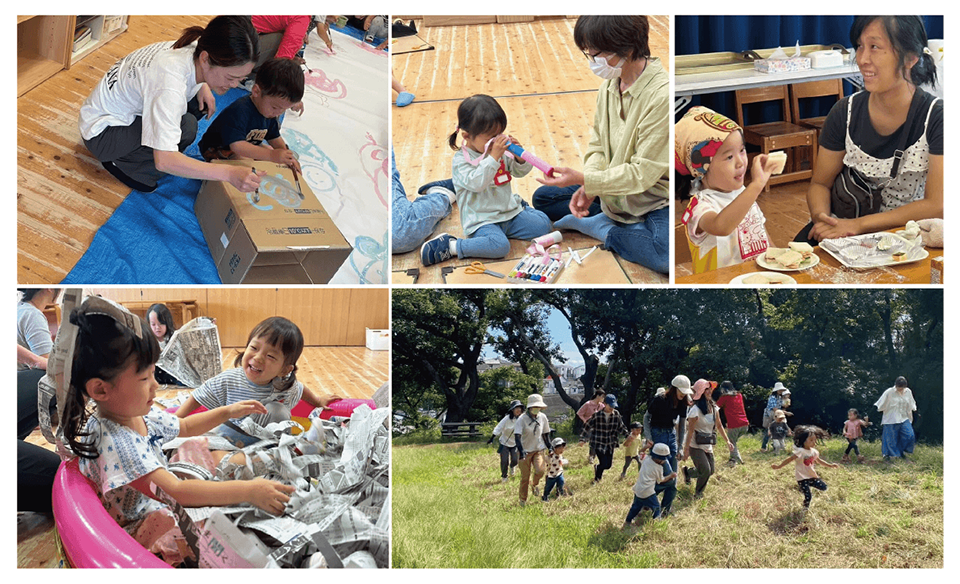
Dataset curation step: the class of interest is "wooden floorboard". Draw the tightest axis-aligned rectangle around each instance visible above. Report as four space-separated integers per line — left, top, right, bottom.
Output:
17 16 216 284
17 345 387 568
392 16 669 284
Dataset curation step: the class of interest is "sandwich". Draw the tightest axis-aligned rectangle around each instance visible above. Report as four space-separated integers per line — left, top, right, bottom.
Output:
765 247 788 261
787 241 814 259
768 151 788 175
743 274 783 285
775 249 804 269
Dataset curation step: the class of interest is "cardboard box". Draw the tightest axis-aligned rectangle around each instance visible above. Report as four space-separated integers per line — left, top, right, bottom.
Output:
196 160 352 284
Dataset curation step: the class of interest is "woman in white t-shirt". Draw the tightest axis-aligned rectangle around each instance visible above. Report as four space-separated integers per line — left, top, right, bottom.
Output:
874 376 918 461
80 16 264 193
680 379 733 499
488 400 524 482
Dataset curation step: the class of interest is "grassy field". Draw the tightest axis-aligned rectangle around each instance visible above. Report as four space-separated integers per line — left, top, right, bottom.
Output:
392 434 942 568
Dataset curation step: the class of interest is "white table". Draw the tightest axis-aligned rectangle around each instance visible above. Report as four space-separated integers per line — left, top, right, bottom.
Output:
675 62 863 113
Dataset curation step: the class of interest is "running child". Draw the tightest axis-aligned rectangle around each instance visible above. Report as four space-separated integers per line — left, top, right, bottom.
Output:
767 409 792 453
61 299 294 565
675 106 779 273
542 437 570 501
420 94 552 266
619 421 644 480
176 316 340 446
771 425 839 510
842 408 872 463
623 442 678 529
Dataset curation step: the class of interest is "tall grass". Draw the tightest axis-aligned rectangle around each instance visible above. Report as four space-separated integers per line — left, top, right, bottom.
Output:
392 434 942 568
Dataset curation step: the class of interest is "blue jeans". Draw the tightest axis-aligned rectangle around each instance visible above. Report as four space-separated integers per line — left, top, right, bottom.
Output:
533 185 602 220
532 185 669 274
650 427 679 478
391 154 452 253
882 421 915 458
626 493 662 522
542 474 565 499
457 205 552 259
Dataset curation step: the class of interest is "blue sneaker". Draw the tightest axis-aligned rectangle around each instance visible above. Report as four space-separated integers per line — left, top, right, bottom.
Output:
417 178 455 195
396 91 415 107
421 233 457 266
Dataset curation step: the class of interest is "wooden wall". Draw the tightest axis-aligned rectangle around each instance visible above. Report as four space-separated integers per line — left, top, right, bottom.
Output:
85 288 389 347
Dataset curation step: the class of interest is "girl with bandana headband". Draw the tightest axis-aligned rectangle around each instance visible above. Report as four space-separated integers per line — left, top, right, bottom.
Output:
675 106 780 273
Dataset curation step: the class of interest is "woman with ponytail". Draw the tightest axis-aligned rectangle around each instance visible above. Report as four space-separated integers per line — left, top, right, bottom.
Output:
79 15 265 193
798 16 942 243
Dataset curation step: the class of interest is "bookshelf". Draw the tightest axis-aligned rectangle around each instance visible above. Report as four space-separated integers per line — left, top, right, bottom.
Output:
17 15 129 97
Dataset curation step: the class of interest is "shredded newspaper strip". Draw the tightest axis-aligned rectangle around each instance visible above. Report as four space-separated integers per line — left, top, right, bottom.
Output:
156 317 223 388
162 404 390 568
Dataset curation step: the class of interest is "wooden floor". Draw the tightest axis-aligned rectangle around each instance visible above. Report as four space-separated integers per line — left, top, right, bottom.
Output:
17 345 388 569
17 16 216 284
674 179 812 277
392 16 670 285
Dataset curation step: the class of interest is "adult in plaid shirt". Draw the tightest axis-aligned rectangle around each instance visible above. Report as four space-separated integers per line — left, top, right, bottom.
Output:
579 394 629 483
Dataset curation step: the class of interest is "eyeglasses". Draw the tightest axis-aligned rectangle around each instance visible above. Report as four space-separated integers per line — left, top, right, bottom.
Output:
582 50 602 63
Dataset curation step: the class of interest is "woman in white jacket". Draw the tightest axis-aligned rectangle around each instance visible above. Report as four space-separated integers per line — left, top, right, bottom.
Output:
488 400 524 482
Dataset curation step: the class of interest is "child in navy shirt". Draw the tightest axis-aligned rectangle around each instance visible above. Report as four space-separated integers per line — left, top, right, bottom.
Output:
200 58 304 173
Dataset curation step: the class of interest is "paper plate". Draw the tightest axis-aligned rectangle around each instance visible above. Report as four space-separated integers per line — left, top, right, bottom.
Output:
730 271 797 286
756 251 820 272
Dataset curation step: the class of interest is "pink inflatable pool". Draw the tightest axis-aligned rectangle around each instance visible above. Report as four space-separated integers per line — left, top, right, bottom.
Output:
52 458 170 568
54 397 376 567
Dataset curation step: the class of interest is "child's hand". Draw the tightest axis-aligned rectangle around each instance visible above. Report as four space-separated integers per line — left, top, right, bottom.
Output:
227 399 267 419
750 154 775 189
536 166 583 188
291 101 305 115
665 472 677 481
319 394 343 409
229 167 265 192
507 135 523 150
489 135 509 161
271 148 302 173
247 478 295 516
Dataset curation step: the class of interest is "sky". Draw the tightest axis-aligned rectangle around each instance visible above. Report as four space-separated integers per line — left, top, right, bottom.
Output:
483 305 587 366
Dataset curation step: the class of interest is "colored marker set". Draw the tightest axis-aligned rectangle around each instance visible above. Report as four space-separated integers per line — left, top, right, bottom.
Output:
507 254 565 284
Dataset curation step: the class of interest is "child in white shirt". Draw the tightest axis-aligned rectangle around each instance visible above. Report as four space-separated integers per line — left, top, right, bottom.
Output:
772 425 839 509
623 442 678 528
675 106 778 273
542 437 570 501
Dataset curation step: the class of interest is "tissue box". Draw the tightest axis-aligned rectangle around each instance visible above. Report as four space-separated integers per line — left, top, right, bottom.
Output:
195 160 352 284
809 50 844 69
754 57 811 73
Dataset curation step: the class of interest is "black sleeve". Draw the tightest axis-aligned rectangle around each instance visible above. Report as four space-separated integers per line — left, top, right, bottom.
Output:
928 99 943 156
819 96 849 152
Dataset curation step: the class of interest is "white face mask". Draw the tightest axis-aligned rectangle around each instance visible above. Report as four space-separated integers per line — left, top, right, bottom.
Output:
589 55 622 80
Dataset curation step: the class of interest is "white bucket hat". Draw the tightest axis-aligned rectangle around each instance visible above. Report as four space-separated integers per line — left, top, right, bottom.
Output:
671 375 693 395
526 393 547 409
773 382 789 393
651 443 671 457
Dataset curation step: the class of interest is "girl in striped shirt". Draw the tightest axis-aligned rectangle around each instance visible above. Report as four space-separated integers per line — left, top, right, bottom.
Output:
176 316 339 446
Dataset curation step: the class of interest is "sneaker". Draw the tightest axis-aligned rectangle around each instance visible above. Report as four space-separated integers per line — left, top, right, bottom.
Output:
396 91 415 107
588 456 595 465
621 522 633 532
541 496 549 502
682 466 691 485
420 233 457 266
417 178 456 195
857 455 866 463
509 466 515 477
519 500 525 508
841 455 850 463
501 477 508 483
532 486 540 497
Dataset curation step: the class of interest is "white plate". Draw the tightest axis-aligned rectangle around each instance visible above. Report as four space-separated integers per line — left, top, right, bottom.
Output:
730 271 797 286
756 251 821 272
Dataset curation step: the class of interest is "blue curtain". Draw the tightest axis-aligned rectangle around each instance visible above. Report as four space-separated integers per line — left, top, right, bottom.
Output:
675 16 944 122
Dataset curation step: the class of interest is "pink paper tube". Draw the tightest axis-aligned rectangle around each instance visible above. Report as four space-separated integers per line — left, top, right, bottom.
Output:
506 142 555 176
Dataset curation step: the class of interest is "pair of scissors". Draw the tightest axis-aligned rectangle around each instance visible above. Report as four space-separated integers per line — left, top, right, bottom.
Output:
465 261 504 278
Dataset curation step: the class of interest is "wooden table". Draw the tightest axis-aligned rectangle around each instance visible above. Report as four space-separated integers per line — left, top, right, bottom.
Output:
676 247 943 285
